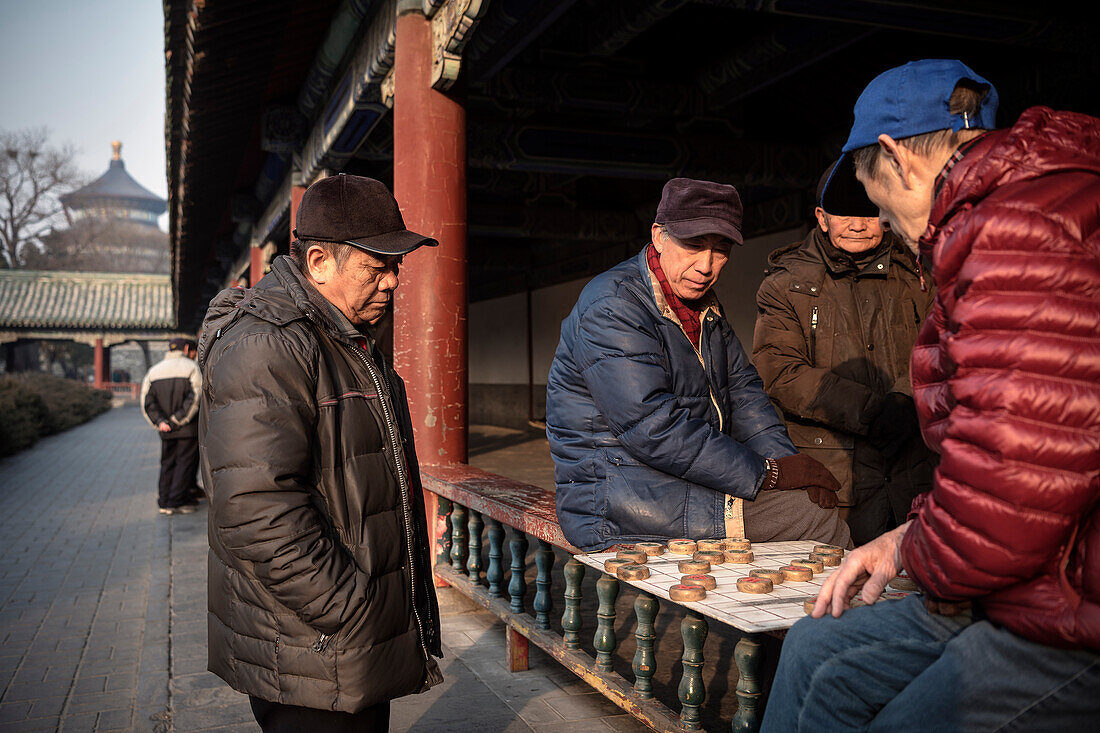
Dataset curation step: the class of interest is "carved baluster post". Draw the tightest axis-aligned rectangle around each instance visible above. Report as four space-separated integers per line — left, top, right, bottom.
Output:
594 573 620 672
506 529 531 672
438 497 453 568
508 530 528 613
466 509 483 582
633 592 659 698
731 633 765 733
450 503 468 574
486 518 504 597
561 558 585 649
679 611 709 730
533 540 554 630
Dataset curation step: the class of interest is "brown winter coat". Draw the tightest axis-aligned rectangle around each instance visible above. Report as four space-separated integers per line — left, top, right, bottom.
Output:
197 256 441 713
753 229 935 534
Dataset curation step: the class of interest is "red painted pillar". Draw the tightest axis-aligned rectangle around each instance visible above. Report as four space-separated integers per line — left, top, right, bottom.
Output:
93 338 106 387
393 8 468 588
393 9 468 465
249 246 264 286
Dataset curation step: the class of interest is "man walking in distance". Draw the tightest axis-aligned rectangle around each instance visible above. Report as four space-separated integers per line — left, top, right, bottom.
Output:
762 60 1100 731
547 178 849 552
754 159 935 545
198 174 442 731
140 337 201 515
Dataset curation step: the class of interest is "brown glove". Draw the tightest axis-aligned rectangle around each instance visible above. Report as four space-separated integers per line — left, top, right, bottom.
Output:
806 485 839 509
772 453 841 496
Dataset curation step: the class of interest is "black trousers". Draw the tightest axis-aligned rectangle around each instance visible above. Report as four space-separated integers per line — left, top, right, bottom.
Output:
158 437 199 508
249 697 390 733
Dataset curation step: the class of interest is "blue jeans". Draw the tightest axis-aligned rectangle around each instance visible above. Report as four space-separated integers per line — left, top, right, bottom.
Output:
761 594 1100 732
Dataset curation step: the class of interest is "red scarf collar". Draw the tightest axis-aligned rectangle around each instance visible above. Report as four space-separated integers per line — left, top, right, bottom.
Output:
646 243 702 349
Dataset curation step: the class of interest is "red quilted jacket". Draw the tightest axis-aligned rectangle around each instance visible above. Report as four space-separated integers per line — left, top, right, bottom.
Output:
902 107 1100 650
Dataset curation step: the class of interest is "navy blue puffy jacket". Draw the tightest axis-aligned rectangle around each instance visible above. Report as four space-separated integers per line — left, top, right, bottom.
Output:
546 248 796 551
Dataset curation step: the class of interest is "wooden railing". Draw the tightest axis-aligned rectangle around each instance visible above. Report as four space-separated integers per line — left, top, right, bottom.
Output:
102 382 140 400
421 464 773 733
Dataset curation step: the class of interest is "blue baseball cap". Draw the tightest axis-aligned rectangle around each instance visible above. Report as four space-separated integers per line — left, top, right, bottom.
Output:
841 59 998 153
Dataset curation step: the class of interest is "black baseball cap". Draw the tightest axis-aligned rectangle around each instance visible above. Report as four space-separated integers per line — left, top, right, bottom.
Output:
817 157 878 218
293 174 438 256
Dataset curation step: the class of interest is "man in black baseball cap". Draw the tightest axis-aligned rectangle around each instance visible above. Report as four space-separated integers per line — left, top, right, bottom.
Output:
546 177 850 553
754 158 934 547
197 174 443 730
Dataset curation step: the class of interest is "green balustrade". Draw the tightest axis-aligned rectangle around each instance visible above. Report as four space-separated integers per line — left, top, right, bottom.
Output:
466 509 483 580
594 573 619 672
485 518 504 597
732 632 765 733
678 610 708 730
533 540 555 630
632 591 658 698
561 558 585 649
450 503 468 574
508 530 528 613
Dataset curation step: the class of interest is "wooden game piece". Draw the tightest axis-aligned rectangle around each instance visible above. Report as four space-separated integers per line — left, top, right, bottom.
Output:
810 552 841 567
678 559 711 574
724 538 751 551
792 558 824 574
669 584 707 602
668 539 697 554
724 549 754 564
888 575 919 591
635 542 666 556
697 539 725 552
803 597 818 614
693 550 726 565
749 568 785 585
681 574 717 590
616 563 651 581
814 544 844 557
604 558 632 574
737 577 773 594
781 565 813 582
616 549 647 564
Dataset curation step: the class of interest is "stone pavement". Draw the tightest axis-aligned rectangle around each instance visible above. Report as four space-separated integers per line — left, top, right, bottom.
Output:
0 406 648 732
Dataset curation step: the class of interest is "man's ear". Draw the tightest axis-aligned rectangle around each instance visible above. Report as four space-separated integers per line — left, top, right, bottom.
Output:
650 223 664 253
814 207 829 234
876 134 914 190
305 245 333 284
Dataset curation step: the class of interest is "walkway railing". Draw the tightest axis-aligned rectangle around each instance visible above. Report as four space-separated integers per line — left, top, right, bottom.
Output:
102 382 140 400
421 464 772 733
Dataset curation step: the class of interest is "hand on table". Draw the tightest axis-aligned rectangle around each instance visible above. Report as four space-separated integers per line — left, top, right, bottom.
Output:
157 421 172 433
812 521 910 618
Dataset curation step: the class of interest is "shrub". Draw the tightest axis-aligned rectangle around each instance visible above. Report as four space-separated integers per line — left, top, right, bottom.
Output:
0 373 112 456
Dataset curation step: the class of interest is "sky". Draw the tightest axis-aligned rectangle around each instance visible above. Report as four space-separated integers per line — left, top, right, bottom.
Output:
0 0 167 226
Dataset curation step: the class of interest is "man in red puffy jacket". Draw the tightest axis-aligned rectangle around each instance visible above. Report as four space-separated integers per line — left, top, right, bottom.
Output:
762 60 1100 731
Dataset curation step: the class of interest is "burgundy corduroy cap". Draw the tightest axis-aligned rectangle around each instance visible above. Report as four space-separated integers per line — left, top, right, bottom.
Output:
654 178 743 245
293 174 438 256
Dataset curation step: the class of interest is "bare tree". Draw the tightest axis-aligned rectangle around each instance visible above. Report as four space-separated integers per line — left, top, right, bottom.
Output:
0 128 83 268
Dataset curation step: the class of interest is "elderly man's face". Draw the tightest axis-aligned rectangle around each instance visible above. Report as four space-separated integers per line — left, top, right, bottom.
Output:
651 225 732 302
855 136 939 255
814 208 884 254
309 245 402 326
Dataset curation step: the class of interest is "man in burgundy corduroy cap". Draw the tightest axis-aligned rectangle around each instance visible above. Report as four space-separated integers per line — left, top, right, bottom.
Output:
547 177 851 552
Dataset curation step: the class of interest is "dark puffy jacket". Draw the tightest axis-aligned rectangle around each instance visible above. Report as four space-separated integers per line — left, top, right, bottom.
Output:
902 108 1100 649
546 247 795 551
753 229 935 541
197 256 442 712
140 351 201 439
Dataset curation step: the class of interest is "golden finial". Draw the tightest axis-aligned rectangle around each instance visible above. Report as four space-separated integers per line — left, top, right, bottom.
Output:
111 140 122 160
